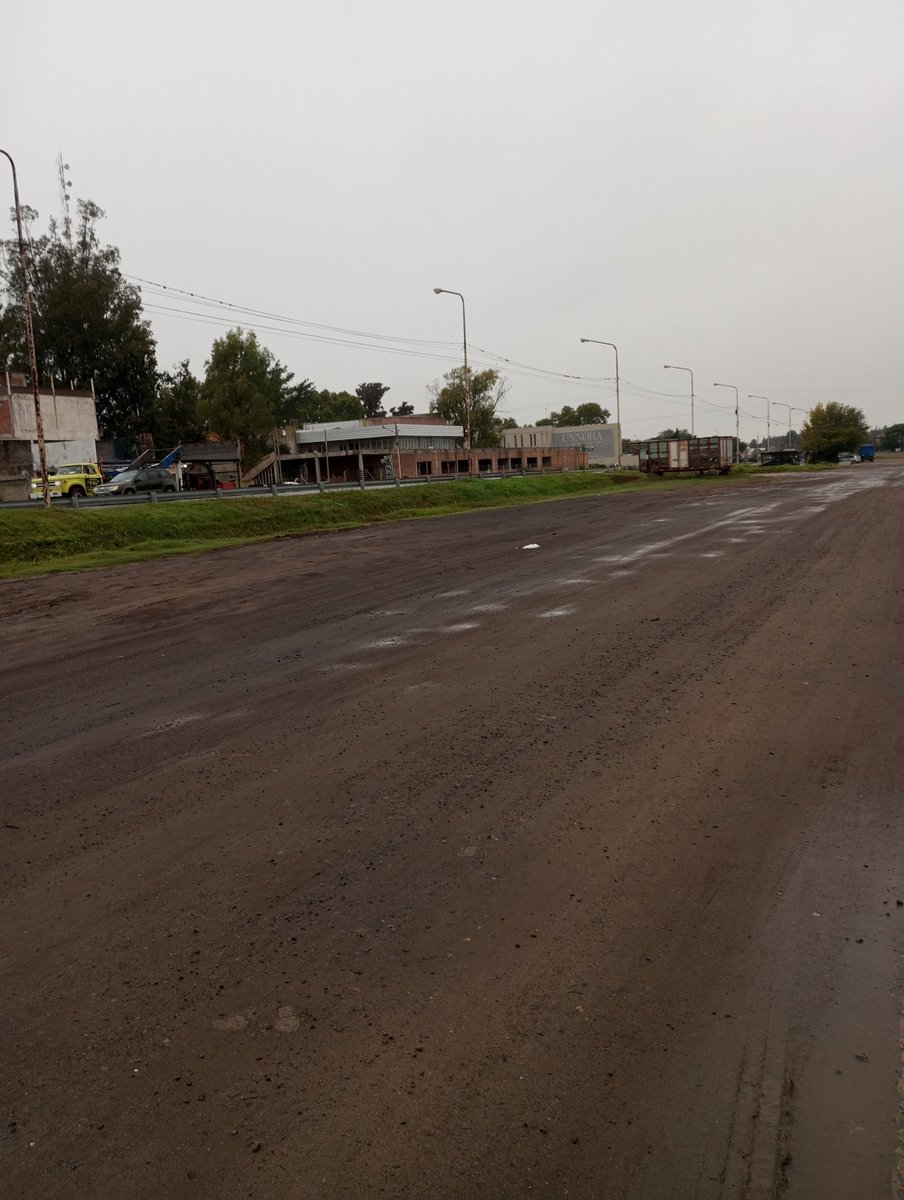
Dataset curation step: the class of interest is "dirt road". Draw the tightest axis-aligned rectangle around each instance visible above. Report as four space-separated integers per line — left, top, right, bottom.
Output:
2 467 904 1199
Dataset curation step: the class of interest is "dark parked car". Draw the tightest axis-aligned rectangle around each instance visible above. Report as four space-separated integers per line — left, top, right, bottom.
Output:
94 468 178 497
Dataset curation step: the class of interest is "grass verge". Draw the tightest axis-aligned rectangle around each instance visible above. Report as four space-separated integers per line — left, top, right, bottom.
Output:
0 466 817 578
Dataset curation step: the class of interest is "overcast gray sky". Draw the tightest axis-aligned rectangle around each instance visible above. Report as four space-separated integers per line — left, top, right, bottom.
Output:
8 0 904 441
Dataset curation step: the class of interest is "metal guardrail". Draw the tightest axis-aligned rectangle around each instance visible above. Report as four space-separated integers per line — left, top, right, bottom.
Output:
4 469 573 512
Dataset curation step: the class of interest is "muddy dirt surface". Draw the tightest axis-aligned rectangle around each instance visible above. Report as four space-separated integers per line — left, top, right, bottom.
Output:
2 468 904 1199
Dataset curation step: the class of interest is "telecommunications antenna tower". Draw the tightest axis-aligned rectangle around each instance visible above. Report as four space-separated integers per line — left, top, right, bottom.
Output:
57 152 72 244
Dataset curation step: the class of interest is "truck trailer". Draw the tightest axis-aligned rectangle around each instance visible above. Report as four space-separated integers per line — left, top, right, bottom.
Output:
859 444 876 462
633 436 735 476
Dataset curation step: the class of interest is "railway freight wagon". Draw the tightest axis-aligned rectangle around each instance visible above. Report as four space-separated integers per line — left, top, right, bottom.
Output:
634 436 735 476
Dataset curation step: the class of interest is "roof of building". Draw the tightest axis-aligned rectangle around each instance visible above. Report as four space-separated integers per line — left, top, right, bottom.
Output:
294 423 463 446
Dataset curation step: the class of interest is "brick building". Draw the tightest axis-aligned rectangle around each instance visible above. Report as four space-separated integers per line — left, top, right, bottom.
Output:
246 417 586 484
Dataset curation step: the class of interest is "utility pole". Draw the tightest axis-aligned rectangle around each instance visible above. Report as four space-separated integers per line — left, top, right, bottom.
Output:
1 149 50 507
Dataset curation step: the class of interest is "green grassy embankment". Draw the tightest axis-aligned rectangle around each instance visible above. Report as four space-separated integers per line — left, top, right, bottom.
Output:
0 464 826 578
0 473 644 576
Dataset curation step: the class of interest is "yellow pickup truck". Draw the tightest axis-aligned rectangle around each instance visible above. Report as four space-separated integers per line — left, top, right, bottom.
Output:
31 462 104 500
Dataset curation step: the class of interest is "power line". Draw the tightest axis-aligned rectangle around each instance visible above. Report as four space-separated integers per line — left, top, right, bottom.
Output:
132 274 616 390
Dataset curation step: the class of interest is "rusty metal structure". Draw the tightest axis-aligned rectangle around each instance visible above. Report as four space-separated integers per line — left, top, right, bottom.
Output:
632 436 735 477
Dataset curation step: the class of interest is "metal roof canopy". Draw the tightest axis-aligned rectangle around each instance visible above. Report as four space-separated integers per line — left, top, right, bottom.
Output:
293 424 464 446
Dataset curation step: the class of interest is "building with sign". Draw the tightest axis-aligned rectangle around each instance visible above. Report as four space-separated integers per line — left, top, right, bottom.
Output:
503 423 622 467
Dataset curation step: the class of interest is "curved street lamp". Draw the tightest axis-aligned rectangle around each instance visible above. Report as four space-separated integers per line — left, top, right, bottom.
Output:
713 382 739 463
663 364 694 436
748 394 770 454
580 337 621 467
772 401 792 448
791 407 808 451
433 287 471 450
0 148 50 506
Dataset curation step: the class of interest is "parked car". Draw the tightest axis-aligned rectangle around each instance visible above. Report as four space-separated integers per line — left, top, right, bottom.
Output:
31 462 103 500
94 468 178 496
837 452 860 466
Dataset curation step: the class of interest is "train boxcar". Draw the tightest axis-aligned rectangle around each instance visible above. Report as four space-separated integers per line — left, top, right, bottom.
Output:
633 436 735 476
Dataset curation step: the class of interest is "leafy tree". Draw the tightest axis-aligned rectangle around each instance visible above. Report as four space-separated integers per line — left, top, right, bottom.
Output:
656 428 692 439
800 402 869 462
552 404 579 426
314 390 363 423
200 328 293 462
277 378 318 426
876 423 904 452
0 199 158 446
574 402 611 425
428 365 509 447
152 360 204 448
390 401 414 416
356 381 390 418
280 383 364 426
539 403 611 426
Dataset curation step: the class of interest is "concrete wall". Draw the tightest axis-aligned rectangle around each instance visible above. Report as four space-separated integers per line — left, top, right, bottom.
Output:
0 439 33 501
6 392 99 442
1 390 100 471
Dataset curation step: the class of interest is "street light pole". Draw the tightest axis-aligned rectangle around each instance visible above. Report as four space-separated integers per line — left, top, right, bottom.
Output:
772 401 792 448
748 395 770 457
790 408 807 452
663 364 694 436
433 287 471 452
580 337 621 467
713 382 739 463
1 148 50 507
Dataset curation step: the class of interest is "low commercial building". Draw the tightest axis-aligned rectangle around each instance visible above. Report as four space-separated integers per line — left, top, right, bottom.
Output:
247 419 586 484
504 423 621 467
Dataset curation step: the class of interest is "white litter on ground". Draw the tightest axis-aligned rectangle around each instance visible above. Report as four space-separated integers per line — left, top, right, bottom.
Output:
522 543 540 550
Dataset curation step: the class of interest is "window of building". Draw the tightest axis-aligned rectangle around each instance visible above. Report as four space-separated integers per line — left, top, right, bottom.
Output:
511 457 522 469
527 456 538 469
478 459 492 472
458 460 469 472
497 458 509 470
542 456 552 467
417 460 432 475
